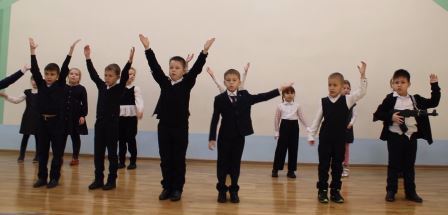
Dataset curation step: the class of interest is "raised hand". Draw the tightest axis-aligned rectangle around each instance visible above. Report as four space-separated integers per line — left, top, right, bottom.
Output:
29 38 38 54
206 67 215 78
21 64 31 73
357 61 367 79
185 53 194 63
244 62 250 73
129 47 135 63
279 82 294 92
0 92 7 98
430 74 438 83
139 34 150 50
69 39 81 56
203 38 215 54
84 45 91 59
208 140 216 150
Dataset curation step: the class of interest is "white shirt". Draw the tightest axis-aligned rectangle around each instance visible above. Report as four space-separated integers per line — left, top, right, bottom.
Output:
171 77 183 85
227 90 238 102
4 89 38 104
309 78 368 141
388 92 418 137
274 101 311 137
119 85 144 117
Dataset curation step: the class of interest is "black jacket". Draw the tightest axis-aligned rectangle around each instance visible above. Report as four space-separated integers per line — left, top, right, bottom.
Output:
209 89 280 141
373 82 441 144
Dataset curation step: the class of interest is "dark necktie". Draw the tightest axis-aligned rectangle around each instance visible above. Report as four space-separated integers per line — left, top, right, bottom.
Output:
230 95 237 104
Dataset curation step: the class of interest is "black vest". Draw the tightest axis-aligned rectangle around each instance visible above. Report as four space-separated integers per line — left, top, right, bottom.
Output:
120 86 136 105
319 96 349 142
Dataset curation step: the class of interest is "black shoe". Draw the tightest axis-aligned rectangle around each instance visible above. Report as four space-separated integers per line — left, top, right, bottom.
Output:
272 170 278 178
127 163 137 170
406 193 423 203
287 171 296 179
217 191 227 203
385 191 396 202
47 179 59 188
33 179 47 188
170 190 182 201
88 180 104 190
102 181 116 190
32 157 39 163
17 155 25 163
330 189 345 203
159 189 171 200
318 189 329 203
117 163 126 169
230 191 240 203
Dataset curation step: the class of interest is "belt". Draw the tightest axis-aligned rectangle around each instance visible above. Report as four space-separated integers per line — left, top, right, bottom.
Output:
41 114 57 121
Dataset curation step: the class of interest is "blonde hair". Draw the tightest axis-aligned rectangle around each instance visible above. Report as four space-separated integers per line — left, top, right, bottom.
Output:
69 68 82 84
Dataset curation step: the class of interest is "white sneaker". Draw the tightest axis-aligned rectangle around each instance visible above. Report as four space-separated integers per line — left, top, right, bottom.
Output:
342 168 349 177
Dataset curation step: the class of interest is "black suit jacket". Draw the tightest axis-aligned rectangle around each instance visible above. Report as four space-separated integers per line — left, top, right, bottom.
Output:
373 82 441 144
0 70 24 90
209 89 280 141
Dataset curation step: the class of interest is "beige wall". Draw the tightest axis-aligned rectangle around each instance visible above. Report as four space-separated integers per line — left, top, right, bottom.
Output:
3 0 448 139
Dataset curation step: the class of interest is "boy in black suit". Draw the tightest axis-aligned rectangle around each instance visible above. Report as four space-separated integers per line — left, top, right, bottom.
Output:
208 68 291 203
29 38 80 189
373 70 440 203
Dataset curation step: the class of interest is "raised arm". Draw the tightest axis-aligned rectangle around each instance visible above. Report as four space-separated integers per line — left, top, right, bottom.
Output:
0 65 28 90
118 47 134 88
249 82 292 105
206 67 225 93
416 74 441 109
240 62 250 89
58 39 81 84
84 45 104 88
184 38 215 88
346 61 368 108
29 38 44 87
139 34 169 86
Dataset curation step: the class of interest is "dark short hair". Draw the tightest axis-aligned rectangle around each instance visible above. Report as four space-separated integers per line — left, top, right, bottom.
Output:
170 56 187 69
344 80 351 87
328 72 345 84
105 64 121 76
282 86 295 102
44 63 60 75
393 69 410 82
224 69 241 80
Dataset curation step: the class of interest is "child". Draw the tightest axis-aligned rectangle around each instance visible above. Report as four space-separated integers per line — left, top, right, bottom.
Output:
341 80 358 177
208 68 292 203
64 68 88 166
118 67 144 170
29 38 80 189
373 70 440 203
84 45 134 191
0 76 39 163
0 65 28 89
139 34 214 201
206 63 250 93
272 86 311 178
308 62 367 203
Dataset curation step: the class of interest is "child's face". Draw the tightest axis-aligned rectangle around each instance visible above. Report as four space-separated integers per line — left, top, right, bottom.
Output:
44 70 59 85
342 84 351 95
169 60 186 81
68 69 81 85
283 92 295 102
104 70 119 87
393 76 410 96
127 69 136 85
224 74 241 92
328 78 343 97
31 79 37 89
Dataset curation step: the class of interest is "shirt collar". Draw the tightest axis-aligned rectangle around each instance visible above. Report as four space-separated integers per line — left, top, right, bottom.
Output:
171 77 183 85
227 90 238 96
393 91 410 98
328 94 341 100
283 101 294 105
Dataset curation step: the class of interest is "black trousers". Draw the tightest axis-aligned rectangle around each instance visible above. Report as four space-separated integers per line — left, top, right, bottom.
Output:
94 119 119 182
37 116 65 181
216 135 245 192
273 120 299 172
19 134 39 159
317 139 345 190
63 133 81 159
158 123 189 192
386 133 417 194
118 116 138 165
